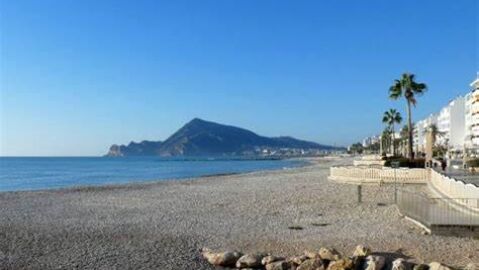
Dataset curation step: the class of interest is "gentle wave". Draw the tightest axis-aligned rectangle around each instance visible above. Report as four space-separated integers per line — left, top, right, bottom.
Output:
0 157 306 192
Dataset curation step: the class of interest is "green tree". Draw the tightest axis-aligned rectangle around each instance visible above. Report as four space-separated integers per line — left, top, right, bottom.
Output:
382 109 402 155
349 142 364 154
389 73 427 160
381 128 392 156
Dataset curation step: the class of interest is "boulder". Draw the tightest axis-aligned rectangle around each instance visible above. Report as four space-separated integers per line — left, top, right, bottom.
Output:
364 256 386 270
236 254 265 268
297 258 326 270
352 245 371 257
266 261 295 270
465 263 477 270
289 255 309 265
201 248 242 266
429 262 450 270
305 250 320 259
263 255 285 265
328 258 354 270
319 247 341 261
392 259 410 270
413 264 429 270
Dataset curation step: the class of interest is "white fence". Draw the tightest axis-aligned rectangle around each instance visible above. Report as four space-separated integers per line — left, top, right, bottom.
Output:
353 160 385 166
361 155 383 161
329 166 479 211
353 155 385 166
329 166 429 184
429 169 479 210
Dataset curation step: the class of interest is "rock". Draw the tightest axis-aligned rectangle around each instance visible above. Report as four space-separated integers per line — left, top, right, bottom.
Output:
305 250 320 259
201 248 242 266
319 247 341 261
352 256 366 270
413 264 429 270
236 254 265 268
465 263 477 270
297 258 326 270
364 256 386 270
289 255 309 265
352 245 371 257
428 262 450 270
263 255 285 265
266 261 295 270
327 258 354 270
392 259 410 270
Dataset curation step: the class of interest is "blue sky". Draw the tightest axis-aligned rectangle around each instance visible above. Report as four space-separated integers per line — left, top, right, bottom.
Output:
1 0 478 156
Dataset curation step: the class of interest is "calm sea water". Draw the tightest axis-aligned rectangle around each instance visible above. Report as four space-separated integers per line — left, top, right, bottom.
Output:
0 157 305 192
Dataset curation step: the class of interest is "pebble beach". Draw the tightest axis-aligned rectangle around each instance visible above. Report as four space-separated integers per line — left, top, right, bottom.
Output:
0 157 478 269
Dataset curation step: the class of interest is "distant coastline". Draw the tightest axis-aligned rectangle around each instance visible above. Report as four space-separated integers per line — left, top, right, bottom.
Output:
106 118 344 157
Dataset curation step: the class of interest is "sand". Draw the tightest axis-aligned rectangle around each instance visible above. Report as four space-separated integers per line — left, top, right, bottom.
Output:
0 157 478 270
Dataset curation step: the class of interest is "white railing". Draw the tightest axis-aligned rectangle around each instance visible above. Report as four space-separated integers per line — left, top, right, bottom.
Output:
329 165 479 211
361 155 383 161
353 155 386 166
429 170 479 210
353 160 385 166
329 166 429 184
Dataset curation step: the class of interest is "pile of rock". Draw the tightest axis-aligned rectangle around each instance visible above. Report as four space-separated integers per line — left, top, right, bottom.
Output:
201 245 475 270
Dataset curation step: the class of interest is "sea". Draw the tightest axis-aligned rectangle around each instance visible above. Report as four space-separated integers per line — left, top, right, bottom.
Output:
0 157 307 192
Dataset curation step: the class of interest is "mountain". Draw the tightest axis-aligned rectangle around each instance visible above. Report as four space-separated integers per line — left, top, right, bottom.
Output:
105 118 342 157
106 140 163 157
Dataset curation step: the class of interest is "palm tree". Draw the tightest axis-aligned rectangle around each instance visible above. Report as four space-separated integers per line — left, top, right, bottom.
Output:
382 109 402 155
389 73 427 160
400 124 413 157
423 124 445 146
381 127 392 156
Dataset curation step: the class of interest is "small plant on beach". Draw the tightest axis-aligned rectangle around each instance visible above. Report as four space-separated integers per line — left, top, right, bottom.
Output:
389 73 427 160
382 109 402 155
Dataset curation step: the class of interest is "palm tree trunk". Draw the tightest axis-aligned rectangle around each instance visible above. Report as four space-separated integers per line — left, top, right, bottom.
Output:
407 100 414 160
391 125 395 156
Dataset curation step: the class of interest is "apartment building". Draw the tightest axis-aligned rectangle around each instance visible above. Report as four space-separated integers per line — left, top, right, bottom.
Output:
413 73 478 155
414 114 437 153
465 74 479 152
436 96 465 150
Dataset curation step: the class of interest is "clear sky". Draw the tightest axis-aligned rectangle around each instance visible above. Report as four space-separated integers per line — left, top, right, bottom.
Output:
1 0 478 156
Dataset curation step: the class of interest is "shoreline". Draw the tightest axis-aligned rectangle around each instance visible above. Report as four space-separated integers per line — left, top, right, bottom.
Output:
1 156 477 269
0 157 315 194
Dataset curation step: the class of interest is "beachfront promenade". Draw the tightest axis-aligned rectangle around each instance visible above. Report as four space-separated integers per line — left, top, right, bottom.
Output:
329 156 479 236
329 166 428 184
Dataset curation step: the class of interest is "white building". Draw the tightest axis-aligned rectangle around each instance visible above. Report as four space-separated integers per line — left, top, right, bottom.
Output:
436 96 465 150
362 135 380 147
465 73 479 152
414 114 437 153
407 72 479 156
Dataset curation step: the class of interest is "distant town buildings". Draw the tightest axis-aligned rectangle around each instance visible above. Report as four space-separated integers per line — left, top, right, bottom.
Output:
362 135 380 147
